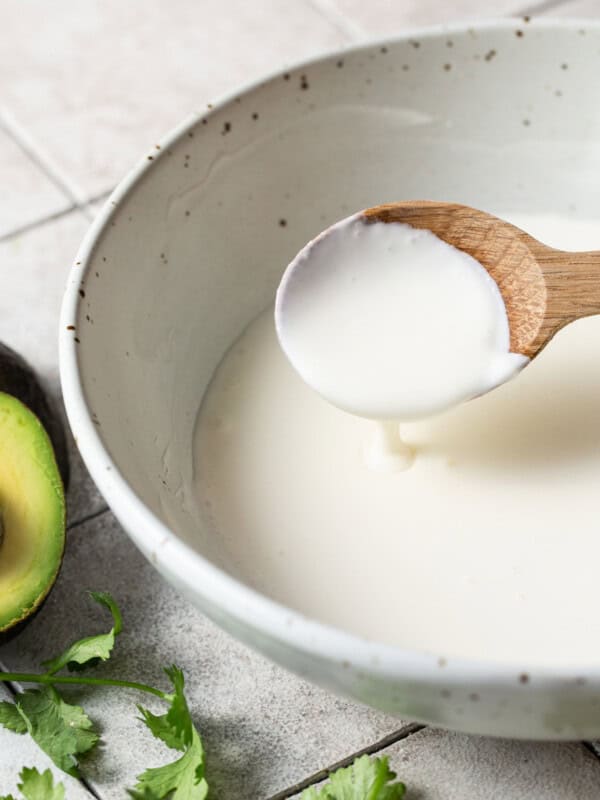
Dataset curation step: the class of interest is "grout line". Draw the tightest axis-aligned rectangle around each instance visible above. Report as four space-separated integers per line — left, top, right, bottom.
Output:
266 722 425 800
0 107 93 218
582 741 600 761
0 187 114 244
515 0 575 15
0 202 77 244
305 0 367 42
67 505 110 532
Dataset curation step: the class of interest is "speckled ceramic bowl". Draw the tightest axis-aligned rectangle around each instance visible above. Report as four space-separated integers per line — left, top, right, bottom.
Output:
61 18 600 739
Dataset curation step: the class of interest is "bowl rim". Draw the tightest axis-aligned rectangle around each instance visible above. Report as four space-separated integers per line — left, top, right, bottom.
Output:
60 16 600 691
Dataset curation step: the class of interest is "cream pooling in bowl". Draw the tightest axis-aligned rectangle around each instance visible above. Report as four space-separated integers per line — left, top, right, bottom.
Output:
194 213 600 666
275 214 528 422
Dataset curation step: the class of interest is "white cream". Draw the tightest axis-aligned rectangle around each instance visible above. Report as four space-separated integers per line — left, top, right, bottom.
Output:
194 214 600 666
275 214 527 421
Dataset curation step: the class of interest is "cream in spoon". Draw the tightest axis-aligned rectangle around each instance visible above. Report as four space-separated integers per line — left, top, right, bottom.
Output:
275 212 527 468
275 212 527 421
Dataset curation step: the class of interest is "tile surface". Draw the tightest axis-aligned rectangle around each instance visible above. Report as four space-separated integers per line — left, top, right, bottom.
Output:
541 0 600 15
0 0 349 199
0 685 93 798
292 729 600 799
0 125 70 239
324 0 532 37
0 512 403 800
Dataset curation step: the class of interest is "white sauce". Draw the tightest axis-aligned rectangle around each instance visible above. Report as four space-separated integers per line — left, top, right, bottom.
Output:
275 214 527 421
194 214 600 666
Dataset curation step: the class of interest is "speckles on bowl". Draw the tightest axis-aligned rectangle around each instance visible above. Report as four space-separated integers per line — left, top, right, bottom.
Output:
519 673 530 685
78 289 85 299
469 693 480 702
409 39 420 49
336 59 343 69
440 689 451 699
561 63 569 70
252 112 259 121
300 74 309 91
66 325 76 331
283 72 290 81
515 30 524 39
485 49 497 62
221 121 231 135
278 218 287 228
443 63 452 72
438 657 447 668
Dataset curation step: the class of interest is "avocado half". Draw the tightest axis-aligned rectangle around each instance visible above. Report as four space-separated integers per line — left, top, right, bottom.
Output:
0 346 67 636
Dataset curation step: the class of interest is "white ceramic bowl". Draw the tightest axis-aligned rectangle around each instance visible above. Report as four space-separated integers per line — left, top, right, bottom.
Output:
60 18 600 739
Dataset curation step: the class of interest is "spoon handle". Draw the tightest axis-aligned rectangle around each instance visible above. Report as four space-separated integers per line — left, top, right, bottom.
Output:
538 248 600 329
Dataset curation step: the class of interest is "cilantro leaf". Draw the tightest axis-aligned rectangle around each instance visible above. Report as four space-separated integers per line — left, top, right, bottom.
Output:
0 701 27 734
17 767 65 800
300 755 406 800
135 666 207 799
43 591 122 674
127 787 163 799
134 729 207 800
137 666 193 751
16 687 99 776
0 768 64 800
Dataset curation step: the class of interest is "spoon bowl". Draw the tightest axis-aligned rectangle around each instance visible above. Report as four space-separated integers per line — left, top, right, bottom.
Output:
364 201 600 359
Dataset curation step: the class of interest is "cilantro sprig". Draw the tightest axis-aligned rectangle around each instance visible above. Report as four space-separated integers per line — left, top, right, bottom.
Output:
0 591 407 800
0 592 206 798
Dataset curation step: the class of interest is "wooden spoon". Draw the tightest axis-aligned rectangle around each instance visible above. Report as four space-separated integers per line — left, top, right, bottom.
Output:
363 201 600 360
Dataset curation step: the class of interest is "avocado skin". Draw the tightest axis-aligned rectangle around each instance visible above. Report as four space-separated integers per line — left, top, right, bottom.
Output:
0 343 69 490
0 605 46 644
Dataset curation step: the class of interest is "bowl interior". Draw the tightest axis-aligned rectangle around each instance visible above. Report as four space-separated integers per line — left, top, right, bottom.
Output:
73 20 600 592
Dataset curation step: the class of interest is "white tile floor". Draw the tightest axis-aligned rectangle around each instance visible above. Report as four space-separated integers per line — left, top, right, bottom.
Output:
1 2 600 798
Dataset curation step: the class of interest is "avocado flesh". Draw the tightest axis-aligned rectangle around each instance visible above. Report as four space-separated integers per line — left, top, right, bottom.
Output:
0 391 65 633
0 343 69 489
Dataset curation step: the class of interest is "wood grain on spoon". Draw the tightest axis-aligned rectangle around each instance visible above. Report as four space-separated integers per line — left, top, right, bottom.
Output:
363 201 600 359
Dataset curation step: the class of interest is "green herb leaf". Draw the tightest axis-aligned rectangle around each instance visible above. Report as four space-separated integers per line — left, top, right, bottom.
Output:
43 591 122 674
300 755 406 800
134 729 207 800
137 666 193 751
16 687 99 776
17 767 65 800
127 787 163 800
0 701 27 734
135 666 207 799
0 768 65 800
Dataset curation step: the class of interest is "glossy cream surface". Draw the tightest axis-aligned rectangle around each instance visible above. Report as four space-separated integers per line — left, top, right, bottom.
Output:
275 214 526 420
194 213 600 666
